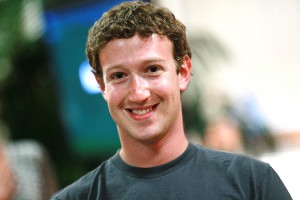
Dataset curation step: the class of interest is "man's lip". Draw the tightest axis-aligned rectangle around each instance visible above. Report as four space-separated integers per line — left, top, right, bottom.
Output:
126 104 158 115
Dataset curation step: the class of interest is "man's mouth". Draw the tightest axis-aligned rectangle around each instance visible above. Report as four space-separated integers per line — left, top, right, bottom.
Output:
129 104 158 115
132 107 152 115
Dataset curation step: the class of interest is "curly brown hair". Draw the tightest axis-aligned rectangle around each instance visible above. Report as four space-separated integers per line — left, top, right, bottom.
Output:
86 1 191 85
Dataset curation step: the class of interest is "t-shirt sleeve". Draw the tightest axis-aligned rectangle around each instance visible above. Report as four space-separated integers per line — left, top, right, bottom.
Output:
258 164 292 200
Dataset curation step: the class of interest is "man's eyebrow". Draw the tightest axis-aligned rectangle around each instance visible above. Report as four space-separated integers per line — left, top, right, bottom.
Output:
104 57 166 71
104 64 123 72
142 57 166 64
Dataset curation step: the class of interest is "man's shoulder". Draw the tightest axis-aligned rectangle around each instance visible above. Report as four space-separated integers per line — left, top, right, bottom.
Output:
193 144 270 173
192 144 272 186
50 164 104 200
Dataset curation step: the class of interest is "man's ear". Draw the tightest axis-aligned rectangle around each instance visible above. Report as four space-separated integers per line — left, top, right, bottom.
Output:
179 55 192 92
94 75 107 100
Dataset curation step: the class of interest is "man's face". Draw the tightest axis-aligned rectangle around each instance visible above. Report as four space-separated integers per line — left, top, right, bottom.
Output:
98 34 191 144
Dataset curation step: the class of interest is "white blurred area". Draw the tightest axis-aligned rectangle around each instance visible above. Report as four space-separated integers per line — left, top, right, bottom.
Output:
158 0 300 137
260 147 300 200
156 0 300 198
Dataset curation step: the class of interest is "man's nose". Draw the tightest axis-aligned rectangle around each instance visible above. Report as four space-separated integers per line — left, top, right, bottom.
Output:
128 75 150 103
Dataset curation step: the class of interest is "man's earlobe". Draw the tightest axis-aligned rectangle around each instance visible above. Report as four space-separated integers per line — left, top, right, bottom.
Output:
179 55 192 92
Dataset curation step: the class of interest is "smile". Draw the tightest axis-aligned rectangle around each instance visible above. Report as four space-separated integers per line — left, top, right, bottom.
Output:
129 104 158 115
132 107 153 115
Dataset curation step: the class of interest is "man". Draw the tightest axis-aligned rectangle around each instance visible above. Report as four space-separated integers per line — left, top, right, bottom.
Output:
51 1 292 199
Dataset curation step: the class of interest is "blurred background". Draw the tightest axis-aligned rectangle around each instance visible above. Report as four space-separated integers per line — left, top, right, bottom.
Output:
0 0 299 198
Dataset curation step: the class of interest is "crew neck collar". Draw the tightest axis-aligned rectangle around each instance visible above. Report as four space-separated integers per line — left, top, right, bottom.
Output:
111 143 197 179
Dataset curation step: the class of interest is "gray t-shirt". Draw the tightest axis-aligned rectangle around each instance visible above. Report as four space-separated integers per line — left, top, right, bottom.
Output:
51 143 292 199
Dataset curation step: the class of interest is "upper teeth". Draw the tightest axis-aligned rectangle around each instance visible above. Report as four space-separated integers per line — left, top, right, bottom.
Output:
132 107 152 115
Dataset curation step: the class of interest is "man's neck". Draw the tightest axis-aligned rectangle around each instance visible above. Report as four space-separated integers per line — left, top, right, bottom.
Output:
119 132 189 168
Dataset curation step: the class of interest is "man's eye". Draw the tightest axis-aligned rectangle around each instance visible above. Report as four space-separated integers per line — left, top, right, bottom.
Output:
148 66 159 73
111 72 125 80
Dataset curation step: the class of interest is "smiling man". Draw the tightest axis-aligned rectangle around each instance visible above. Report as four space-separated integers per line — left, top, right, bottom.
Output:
51 1 292 199
98 33 190 167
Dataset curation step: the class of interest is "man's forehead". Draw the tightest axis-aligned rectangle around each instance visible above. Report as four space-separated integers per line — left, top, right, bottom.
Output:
100 34 172 57
99 34 173 71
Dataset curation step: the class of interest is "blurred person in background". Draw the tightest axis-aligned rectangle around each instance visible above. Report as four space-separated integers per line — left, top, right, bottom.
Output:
0 139 58 200
0 89 58 200
0 125 15 200
202 118 244 153
51 1 292 199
